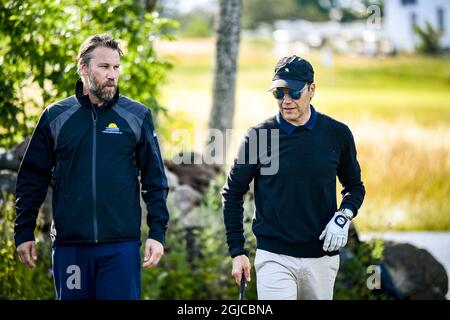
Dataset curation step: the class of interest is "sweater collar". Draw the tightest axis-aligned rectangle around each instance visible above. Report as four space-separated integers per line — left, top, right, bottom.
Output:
276 105 317 135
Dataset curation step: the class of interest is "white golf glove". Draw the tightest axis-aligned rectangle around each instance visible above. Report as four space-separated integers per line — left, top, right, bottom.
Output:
319 210 351 252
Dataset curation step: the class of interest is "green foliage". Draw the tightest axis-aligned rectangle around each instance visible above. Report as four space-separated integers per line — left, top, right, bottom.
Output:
326 0 384 22
334 238 389 300
414 21 444 55
0 194 54 300
0 0 178 148
242 0 329 29
241 0 384 29
177 11 214 38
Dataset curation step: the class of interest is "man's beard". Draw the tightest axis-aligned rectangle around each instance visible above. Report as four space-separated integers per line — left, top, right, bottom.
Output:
87 73 117 101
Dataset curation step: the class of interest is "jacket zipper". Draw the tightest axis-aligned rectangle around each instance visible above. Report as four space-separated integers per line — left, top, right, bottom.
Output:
91 107 99 243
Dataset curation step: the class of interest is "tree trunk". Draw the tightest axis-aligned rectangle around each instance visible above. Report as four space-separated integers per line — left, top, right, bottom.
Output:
138 0 157 12
207 0 242 161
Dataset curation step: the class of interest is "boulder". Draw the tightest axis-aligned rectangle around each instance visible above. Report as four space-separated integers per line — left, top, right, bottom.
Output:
165 166 179 190
338 226 449 300
0 170 17 198
172 184 202 216
0 138 30 171
164 152 222 194
383 241 448 299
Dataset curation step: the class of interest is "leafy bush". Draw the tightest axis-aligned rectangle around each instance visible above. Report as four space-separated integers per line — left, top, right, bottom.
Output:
334 237 389 299
0 0 178 148
0 194 54 300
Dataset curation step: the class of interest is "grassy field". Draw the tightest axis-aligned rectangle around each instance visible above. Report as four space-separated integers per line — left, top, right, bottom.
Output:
155 38 450 232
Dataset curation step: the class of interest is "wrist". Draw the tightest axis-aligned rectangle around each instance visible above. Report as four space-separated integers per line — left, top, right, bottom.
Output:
338 208 354 221
230 247 247 258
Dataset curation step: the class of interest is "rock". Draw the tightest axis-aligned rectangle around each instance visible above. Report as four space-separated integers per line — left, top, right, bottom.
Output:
0 170 17 197
164 152 222 194
0 151 21 171
383 241 448 299
178 206 205 228
0 170 16 211
172 185 202 215
0 138 30 171
165 167 179 190
336 226 448 300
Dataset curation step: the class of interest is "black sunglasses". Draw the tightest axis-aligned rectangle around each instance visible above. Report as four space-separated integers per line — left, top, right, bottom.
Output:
272 87 308 100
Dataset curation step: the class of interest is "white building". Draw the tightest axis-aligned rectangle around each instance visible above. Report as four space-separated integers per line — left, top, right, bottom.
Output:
272 19 392 57
385 0 450 52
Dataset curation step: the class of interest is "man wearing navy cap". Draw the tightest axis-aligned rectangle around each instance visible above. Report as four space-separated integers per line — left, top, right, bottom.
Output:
222 55 365 299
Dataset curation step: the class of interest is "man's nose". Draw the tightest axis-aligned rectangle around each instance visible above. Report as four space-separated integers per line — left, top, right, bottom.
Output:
106 71 116 80
282 94 293 102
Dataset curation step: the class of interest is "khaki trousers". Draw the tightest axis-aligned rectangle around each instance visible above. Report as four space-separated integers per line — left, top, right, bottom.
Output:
254 249 340 300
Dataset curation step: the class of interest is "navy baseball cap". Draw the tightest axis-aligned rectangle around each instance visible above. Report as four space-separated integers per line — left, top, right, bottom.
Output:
269 55 314 91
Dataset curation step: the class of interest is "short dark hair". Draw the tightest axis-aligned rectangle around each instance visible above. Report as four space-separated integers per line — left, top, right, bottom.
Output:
77 34 123 75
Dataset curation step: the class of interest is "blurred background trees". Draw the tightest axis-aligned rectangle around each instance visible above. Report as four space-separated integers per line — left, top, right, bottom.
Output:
413 21 444 55
0 0 177 148
160 0 383 37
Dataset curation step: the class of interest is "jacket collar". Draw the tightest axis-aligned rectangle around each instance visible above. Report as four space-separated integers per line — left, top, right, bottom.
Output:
75 78 120 108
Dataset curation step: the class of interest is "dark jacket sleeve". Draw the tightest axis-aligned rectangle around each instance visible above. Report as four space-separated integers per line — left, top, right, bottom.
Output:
14 109 55 247
137 109 170 245
222 131 258 258
337 125 365 217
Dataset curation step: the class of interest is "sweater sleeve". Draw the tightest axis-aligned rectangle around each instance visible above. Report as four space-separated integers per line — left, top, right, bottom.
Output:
222 130 258 258
337 125 365 217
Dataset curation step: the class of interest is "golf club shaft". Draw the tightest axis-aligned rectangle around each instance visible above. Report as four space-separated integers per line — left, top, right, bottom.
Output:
239 272 246 300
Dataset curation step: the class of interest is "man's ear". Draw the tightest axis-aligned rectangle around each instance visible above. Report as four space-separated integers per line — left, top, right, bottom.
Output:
309 83 316 99
79 63 89 77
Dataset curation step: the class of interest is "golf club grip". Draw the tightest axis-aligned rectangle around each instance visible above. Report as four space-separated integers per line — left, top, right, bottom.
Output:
239 272 246 300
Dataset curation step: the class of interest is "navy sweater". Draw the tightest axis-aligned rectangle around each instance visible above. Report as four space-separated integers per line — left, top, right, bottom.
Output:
222 110 365 258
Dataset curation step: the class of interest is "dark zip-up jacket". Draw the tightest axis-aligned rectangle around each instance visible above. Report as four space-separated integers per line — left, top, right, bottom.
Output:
14 80 169 247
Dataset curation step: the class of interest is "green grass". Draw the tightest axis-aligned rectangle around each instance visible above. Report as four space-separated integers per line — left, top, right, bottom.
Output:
156 38 450 231
316 88 450 126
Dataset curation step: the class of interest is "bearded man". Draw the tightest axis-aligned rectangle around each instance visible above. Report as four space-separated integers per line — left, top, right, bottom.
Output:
14 34 170 300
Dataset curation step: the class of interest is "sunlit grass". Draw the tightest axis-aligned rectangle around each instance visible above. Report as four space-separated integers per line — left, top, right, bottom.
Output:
353 118 450 231
156 38 450 231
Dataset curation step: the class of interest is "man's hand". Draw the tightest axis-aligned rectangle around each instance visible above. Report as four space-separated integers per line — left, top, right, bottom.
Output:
16 240 37 269
143 238 164 269
319 211 350 252
231 254 251 286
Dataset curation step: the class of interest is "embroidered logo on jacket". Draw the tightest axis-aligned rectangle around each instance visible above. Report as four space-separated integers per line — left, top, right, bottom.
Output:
102 123 122 134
